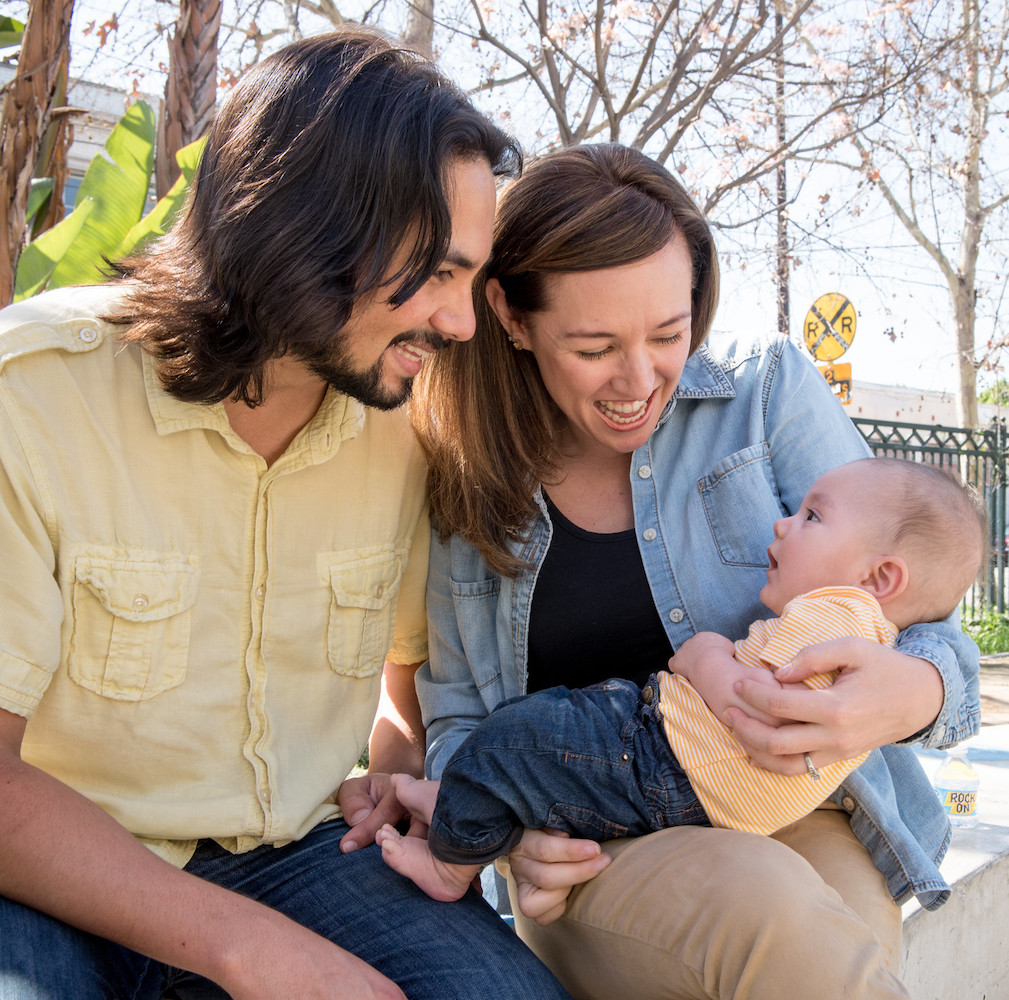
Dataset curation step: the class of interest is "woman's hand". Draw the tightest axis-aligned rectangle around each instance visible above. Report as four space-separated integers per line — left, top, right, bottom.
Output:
724 637 943 774
504 828 612 926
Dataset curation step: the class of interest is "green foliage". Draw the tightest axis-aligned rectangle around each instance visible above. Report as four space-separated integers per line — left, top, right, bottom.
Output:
964 609 1009 655
14 199 95 300
46 100 156 289
13 102 204 302
0 15 24 49
114 136 205 260
979 380 1009 407
25 178 54 230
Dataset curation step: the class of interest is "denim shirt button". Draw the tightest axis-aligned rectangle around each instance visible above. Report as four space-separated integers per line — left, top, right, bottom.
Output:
641 685 653 704
643 528 657 541
842 796 856 812
637 465 652 479
668 607 684 623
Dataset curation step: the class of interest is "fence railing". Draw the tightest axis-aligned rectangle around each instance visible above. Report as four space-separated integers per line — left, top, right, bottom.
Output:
852 417 1007 617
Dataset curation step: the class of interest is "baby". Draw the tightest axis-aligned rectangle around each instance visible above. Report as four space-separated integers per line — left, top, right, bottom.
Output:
377 457 987 902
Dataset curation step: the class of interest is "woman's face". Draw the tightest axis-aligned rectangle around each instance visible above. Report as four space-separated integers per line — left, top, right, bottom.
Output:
489 238 694 459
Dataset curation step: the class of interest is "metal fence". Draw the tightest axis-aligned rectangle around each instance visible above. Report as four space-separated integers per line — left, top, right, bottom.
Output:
852 417 1007 617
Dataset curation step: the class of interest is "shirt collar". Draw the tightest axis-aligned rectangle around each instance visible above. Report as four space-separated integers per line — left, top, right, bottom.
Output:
141 351 366 463
653 342 737 428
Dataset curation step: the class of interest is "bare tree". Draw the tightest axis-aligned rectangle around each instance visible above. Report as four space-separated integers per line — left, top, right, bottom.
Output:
819 0 1009 427
404 0 435 57
0 0 74 304
156 0 222 198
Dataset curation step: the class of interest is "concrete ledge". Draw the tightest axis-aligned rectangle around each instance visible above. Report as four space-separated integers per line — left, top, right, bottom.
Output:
901 726 1009 998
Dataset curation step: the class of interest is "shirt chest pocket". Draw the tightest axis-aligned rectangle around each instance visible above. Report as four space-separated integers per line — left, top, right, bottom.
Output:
69 554 199 701
326 553 405 678
698 443 786 567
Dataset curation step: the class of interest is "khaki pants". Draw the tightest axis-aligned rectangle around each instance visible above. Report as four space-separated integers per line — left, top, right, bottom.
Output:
509 807 908 1000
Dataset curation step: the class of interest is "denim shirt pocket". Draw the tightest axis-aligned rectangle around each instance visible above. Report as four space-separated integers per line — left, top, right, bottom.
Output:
699 443 785 567
69 551 199 701
326 551 405 678
449 576 504 692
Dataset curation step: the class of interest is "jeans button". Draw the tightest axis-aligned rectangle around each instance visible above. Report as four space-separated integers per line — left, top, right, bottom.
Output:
642 685 653 704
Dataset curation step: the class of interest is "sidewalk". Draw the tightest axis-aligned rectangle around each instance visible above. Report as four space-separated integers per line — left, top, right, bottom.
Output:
980 655 1009 726
900 660 1009 998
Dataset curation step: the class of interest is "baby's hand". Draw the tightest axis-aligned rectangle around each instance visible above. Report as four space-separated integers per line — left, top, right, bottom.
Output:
667 632 736 685
668 633 784 727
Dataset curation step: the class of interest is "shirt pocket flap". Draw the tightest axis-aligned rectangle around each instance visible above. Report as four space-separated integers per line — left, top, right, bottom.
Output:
325 552 405 678
328 555 402 612
74 558 200 622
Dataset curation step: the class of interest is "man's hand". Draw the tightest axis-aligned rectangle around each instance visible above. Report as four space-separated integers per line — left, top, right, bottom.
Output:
217 912 407 1000
503 828 611 926
725 637 943 774
337 774 407 853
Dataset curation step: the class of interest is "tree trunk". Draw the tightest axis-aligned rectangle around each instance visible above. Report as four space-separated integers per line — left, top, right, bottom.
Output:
404 0 435 59
155 0 222 200
0 0 74 305
774 1 789 341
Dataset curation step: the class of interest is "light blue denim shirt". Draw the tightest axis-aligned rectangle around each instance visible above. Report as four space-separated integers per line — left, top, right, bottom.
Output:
417 333 980 910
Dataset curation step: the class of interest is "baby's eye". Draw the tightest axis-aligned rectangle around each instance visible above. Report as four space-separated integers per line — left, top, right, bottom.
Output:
804 509 820 522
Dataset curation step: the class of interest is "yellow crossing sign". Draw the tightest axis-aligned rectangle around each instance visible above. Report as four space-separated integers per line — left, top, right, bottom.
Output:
804 293 856 361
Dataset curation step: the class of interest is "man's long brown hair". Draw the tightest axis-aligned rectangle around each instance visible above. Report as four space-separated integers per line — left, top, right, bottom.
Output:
106 27 519 406
412 143 720 576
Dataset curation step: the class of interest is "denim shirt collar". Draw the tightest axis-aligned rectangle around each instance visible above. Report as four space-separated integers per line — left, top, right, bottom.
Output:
654 343 737 430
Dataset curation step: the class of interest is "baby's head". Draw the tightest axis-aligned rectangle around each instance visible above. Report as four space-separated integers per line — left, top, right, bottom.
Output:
761 457 987 629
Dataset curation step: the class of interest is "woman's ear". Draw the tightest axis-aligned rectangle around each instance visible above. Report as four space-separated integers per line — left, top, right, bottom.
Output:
862 556 909 605
485 278 531 349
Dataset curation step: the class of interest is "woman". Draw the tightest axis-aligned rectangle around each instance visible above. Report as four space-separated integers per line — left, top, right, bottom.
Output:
410 144 978 999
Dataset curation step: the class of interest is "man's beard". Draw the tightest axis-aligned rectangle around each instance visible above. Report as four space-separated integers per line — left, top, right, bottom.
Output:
305 331 447 411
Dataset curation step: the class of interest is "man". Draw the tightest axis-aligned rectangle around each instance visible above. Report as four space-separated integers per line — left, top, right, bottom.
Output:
0 27 570 1000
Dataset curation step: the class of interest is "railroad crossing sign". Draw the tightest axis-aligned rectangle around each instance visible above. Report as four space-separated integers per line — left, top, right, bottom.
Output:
804 292 856 361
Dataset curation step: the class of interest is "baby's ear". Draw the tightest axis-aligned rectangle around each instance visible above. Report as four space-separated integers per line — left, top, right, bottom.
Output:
862 556 909 604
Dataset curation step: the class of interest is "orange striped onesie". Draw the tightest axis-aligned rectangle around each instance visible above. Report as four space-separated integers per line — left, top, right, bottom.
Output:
657 586 898 835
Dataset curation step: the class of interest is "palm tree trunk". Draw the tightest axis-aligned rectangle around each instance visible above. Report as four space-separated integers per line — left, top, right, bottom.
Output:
0 0 74 304
155 0 222 200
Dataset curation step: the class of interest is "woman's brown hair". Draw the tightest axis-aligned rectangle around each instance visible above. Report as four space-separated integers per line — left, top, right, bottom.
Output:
412 142 720 575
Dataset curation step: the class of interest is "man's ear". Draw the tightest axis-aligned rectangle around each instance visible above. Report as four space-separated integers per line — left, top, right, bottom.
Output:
862 556 909 605
485 278 531 349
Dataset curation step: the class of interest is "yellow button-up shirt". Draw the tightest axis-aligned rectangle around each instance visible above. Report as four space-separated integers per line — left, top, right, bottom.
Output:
0 285 429 865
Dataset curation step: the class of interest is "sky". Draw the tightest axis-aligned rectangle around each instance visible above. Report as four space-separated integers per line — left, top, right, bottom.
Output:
7 0 1005 397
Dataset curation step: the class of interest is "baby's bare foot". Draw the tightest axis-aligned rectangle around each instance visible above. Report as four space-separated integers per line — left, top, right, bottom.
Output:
377 824 479 903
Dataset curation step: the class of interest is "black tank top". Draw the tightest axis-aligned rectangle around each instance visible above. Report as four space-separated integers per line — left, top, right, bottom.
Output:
526 493 674 692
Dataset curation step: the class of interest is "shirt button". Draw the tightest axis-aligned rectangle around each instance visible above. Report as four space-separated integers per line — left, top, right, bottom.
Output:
842 796 856 812
375 584 384 598
255 585 266 600
641 685 653 704
78 326 98 343
637 465 652 479
668 608 684 623
643 528 657 542
132 594 149 611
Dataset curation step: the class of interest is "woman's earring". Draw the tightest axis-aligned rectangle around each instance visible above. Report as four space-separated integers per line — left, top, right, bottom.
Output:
508 338 523 351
